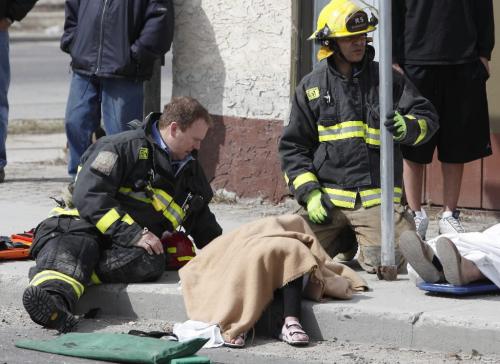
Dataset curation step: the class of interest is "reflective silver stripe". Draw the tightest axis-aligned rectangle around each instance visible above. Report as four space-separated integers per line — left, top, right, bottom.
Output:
118 187 151 203
318 125 364 138
118 187 185 228
323 188 357 208
153 192 184 228
359 187 403 207
318 121 380 145
365 127 381 145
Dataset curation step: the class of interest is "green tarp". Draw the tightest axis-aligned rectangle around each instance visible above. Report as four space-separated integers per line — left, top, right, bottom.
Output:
16 333 209 364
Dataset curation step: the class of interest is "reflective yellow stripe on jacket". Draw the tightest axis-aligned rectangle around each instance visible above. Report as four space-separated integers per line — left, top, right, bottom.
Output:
292 172 318 190
322 188 357 208
152 188 186 229
118 187 186 229
49 207 80 217
359 187 403 208
318 121 381 146
49 207 134 234
323 187 403 209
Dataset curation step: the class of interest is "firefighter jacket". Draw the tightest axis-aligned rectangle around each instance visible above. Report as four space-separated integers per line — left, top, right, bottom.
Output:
56 114 222 249
279 46 438 210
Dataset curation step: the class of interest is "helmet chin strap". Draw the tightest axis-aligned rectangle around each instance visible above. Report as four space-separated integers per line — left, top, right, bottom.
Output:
325 39 350 64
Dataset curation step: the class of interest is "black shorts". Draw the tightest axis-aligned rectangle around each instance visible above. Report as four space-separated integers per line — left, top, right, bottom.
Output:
400 62 492 164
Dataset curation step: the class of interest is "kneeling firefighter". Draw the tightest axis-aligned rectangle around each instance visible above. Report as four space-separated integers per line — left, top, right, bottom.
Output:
278 0 439 273
23 97 223 332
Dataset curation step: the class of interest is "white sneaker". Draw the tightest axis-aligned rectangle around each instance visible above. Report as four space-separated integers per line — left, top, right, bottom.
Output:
410 210 429 240
438 210 465 234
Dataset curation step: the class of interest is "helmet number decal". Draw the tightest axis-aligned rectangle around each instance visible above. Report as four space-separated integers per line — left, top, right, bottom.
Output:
346 11 368 33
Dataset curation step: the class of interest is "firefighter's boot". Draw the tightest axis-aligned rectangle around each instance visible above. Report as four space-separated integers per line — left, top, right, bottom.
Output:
22 285 78 333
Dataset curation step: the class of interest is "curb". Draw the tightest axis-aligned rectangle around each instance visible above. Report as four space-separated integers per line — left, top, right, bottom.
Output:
9 33 61 43
8 119 65 135
2 261 500 356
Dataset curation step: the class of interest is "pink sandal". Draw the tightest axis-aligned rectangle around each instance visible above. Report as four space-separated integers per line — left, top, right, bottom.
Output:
223 332 247 348
279 321 309 346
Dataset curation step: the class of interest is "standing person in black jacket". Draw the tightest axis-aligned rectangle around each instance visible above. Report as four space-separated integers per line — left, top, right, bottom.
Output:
392 0 495 239
22 97 222 333
61 0 174 179
0 0 38 183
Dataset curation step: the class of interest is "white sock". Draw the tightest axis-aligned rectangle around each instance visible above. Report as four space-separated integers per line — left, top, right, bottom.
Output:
415 209 427 218
442 210 453 218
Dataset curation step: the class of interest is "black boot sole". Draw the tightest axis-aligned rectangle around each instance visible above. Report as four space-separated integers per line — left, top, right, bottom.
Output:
22 286 78 333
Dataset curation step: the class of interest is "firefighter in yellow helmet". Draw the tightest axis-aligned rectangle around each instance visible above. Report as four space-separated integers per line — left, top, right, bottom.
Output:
278 0 439 274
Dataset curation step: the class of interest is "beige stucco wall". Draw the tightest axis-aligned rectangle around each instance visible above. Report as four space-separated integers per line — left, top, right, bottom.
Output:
172 0 292 121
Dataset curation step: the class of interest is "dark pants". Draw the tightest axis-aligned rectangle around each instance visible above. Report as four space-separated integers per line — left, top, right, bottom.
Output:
29 216 165 310
281 277 303 318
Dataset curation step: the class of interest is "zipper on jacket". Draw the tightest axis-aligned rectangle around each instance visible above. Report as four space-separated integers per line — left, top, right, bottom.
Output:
95 0 109 75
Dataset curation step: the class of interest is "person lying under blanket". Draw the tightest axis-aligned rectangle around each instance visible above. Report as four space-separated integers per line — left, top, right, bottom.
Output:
178 214 368 348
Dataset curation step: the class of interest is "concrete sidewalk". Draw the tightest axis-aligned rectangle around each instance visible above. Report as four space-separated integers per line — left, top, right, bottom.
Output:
1 131 500 357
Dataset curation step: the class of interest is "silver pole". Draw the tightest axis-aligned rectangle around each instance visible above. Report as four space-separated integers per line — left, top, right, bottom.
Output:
377 0 396 279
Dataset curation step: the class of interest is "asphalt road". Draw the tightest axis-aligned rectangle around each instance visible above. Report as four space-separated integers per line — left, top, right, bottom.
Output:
2 311 492 364
9 41 173 121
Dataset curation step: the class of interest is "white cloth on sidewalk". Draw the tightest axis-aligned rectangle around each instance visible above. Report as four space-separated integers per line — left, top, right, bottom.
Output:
173 320 224 348
408 223 500 287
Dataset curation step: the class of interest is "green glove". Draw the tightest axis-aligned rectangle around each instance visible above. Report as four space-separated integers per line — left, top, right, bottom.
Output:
306 189 328 224
384 111 407 141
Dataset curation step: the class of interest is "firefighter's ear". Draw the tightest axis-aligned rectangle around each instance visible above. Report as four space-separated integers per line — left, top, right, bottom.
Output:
170 122 179 137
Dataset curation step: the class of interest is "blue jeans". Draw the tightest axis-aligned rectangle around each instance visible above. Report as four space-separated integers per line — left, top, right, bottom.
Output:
0 31 10 169
65 73 144 176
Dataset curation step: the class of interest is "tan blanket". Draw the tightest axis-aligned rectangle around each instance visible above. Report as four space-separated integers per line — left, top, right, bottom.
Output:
179 214 368 341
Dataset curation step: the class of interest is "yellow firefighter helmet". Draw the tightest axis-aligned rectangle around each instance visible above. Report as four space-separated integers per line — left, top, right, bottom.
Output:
309 0 378 41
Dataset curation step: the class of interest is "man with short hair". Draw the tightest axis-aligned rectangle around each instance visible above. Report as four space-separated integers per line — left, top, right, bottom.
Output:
279 0 439 274
23 97 222 332
0 0 38 183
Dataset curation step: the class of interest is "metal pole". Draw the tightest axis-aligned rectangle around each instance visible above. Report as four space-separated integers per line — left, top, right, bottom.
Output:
377 0 397 280
143 59 162 118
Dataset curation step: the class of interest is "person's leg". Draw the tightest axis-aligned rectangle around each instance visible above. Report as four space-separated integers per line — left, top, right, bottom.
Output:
349 204 411 274
101 78 143 135
399 230 444 283
96 245 165 283
436 237 486 285
403 159 425 213
403 160 429 239
298 207 351 259
64 73 102 178
437 62 491 233
280 277 309 345
400 64 440 240
0 31 11 180
441 162 464 213
23 217 100 332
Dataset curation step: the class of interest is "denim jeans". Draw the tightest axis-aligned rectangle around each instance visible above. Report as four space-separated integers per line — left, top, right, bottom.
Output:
0 31 10 170
65 73 144 176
